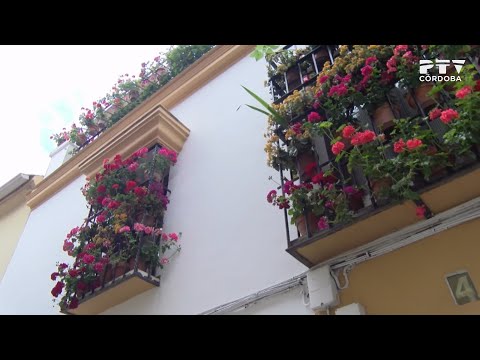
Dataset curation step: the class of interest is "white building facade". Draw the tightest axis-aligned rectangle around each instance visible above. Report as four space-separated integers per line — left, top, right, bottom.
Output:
0 46 314 315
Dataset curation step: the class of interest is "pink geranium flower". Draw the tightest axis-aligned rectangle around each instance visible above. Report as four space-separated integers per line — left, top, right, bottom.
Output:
429 108 442 121
317 216 329 230
440 109 459 124
134 223 145 232
455 86 472 99
118 226 131 233
307 111 322 123
331 141 345 155
416 205 426 219
393 139 406 153
82 254 95 264
406 138 423 150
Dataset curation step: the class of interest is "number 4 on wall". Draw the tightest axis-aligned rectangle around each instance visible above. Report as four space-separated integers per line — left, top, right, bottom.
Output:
445 271 480 306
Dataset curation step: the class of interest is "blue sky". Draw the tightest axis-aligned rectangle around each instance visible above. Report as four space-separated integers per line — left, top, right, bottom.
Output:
0 45 169 187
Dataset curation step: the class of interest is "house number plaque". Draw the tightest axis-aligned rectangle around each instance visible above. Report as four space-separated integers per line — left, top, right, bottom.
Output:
445 271 479 306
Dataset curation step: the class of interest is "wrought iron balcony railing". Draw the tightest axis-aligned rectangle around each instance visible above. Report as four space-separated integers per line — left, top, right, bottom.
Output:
268 45 338 104
267 45 480 267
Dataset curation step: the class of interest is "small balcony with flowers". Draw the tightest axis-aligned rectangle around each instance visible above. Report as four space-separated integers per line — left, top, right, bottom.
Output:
253 45 480 268
50 145 181 315
50 46 214 152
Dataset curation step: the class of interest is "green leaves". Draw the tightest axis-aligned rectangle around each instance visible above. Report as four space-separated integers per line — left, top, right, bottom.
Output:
250 45 280 61
241 85 287 127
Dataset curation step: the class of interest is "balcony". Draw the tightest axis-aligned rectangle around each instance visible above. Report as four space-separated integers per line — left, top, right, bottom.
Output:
263 45 480 267
51 45 215 155
53 145 181 314
287 163 480 267
268 45 338 104
64 266 160 315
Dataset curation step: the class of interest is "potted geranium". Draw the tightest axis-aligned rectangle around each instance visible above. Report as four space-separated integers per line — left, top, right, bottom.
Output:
267 171 362 237
50 128 70 146
430 65 480 167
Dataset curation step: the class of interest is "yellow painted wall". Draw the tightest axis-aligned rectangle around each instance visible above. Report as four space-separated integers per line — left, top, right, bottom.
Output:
335 218 480 314
0 202 31 281
0 176 42 282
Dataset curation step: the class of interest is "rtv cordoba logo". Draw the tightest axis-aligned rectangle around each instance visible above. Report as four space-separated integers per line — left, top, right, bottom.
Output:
419 59 465 82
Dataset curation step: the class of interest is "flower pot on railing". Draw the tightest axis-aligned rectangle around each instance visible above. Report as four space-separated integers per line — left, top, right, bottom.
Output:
75 282 89 299
74 133 87 146
112 261 129 280
452 150 477 170
105 104 122 120
371 102 396 131
314 47 329 62
295 212 321 237
124 89 141 103
100 264 113 285
135 168 165 185
148 67 167 84
87 125 101 137
286 66 301 92
135 211 157 227
424 146 448 182
94 113 110 128
441 65 459 92
407 83 438 111
348 195 365 212
369 177 392 203
128 257 148 273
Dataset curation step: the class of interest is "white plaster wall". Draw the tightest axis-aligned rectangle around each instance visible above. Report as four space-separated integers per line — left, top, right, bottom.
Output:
230 288 314 315
0 176 88 314
103 55 308 315
0 53 309 315
45 142 76 177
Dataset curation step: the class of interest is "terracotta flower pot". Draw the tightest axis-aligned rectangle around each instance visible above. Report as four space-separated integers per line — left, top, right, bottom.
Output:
76 286 87 299
372 102 395 131
147 67 166 84
424 146 448 181
112 261 129 280
407 83 438 111
286 66 301 91
124 89 141 103
369 177 392 202
348 195 364 212
87 125 100 137
295 212 321 237
128 257 148 273
314 47 329 62
135 211 157 226
104 104 122 119
75 133 87 146
99 264 113 285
